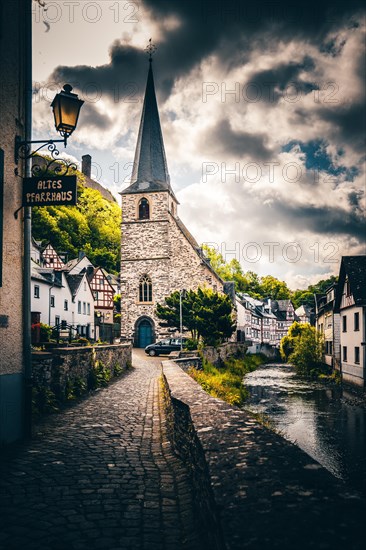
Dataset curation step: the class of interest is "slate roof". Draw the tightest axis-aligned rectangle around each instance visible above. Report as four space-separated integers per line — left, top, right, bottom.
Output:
65 274 84 297
122 62 173 197
31 262 63 287
335 255 366 310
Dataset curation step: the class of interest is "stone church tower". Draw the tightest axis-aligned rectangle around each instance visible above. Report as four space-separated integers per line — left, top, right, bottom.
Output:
120 58 224 347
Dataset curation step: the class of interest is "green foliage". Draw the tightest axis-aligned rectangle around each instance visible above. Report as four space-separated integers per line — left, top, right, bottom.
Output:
113 363 124 376
280 321 308 361
32 169 121 274
185 338 199 351
202 245 291 299
156 287 236 346
32 386 59 417
291 276 338 309
73 376 88 397
40 323 52 342
189 354 266 406
281 322 324 377
202 245 337 307
88 360 112 389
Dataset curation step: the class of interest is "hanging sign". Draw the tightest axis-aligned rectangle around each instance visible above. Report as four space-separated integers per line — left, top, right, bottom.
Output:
22 175 77 207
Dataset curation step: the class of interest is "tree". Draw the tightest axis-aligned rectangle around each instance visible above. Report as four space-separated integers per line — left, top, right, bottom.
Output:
280 322 324 376
156 287 236 346
202 245 248 292
260 275 291 300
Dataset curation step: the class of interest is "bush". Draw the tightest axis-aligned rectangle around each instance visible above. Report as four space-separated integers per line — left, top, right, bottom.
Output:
40 323 52 342
185 338 199 351
281 322 324 377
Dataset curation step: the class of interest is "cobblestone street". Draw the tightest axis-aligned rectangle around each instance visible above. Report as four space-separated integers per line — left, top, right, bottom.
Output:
0 350 201 550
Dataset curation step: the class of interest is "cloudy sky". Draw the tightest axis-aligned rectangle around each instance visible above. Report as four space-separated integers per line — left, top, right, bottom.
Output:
32 0 365 289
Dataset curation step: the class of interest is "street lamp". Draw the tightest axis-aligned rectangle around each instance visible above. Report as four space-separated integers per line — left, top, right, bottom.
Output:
15 84 84 163
20 83 84 441
51 85 84 143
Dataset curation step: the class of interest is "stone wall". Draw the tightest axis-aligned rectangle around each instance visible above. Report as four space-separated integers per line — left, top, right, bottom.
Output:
202 342 247 367
120 189 224 343
161 374 225 550
0 0 28 444
162 360 365 550
32 343 132 402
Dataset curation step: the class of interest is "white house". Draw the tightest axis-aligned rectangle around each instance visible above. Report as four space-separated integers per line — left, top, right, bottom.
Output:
31 254 95 340
334 256 366 389
65 272 95 339
315 284 340 369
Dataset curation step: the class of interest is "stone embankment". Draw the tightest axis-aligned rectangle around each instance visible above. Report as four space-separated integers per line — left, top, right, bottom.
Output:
32 343 131 401
162 359 365 550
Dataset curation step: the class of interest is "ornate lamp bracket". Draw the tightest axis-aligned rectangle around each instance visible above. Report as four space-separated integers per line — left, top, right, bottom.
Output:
14 135 67 165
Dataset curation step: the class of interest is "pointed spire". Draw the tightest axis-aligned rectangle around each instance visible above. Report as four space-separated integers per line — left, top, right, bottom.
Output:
123 45 172 194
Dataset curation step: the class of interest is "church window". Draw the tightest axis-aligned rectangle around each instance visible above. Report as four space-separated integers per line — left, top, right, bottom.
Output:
138 198 150 220
139 275 152 302
171 202 174 216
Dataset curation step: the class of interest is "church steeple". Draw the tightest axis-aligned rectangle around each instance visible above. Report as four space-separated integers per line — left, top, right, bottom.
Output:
122 46 172 195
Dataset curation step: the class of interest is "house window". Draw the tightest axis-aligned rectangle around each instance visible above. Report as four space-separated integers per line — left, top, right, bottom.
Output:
64 300 68 311
138 198 150 220
342 315 347 332
355 347 360 364
34 285 40 298
139 275 152 302
354 312 360 331
346 279 351 297
83 302 86 315
87 303 90 315
84 281 87 291
343 346 347 362
78 301 81 314
50 295 55 308
55 316 60 326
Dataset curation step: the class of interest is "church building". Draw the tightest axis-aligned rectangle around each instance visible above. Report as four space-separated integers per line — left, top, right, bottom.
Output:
120 57 225 347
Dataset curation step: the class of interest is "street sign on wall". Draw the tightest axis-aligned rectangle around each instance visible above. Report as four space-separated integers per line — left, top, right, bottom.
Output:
22 175 77 207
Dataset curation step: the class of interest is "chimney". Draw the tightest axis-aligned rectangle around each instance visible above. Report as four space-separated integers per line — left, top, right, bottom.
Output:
82 154 92 178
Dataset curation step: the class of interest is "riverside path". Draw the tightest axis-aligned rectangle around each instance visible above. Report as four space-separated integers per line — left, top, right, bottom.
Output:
0 350 201 550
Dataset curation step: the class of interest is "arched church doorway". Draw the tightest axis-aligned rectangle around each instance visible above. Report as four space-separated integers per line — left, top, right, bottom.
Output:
135 317 154 348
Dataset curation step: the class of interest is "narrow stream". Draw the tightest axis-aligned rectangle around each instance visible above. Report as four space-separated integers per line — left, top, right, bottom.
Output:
243 363 366 495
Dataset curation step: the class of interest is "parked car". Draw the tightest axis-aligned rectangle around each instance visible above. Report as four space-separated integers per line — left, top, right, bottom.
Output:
145 338 187 356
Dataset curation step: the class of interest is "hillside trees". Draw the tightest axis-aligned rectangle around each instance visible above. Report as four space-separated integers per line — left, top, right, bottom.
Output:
32 168 121 274
202 245 336 306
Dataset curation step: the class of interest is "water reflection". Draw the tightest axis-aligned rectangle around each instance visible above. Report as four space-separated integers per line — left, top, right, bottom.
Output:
244 364 366 495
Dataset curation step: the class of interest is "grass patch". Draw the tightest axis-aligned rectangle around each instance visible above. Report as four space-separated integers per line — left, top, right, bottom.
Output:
188 354 266 407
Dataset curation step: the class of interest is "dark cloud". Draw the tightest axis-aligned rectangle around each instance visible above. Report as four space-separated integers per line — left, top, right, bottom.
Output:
318 103 366 152
275 203 366 241
204 119 273 161
80 103 113 131
51 44 148 101
247 58 317 103
50 1 365 105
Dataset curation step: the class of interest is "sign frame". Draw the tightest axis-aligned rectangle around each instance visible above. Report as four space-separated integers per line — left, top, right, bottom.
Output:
22 175 77 207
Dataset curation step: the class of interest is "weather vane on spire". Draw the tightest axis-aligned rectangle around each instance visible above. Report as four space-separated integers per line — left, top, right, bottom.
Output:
145 38 157 62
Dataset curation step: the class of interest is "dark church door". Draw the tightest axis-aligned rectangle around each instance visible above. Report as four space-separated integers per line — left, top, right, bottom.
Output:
138 320 153 348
